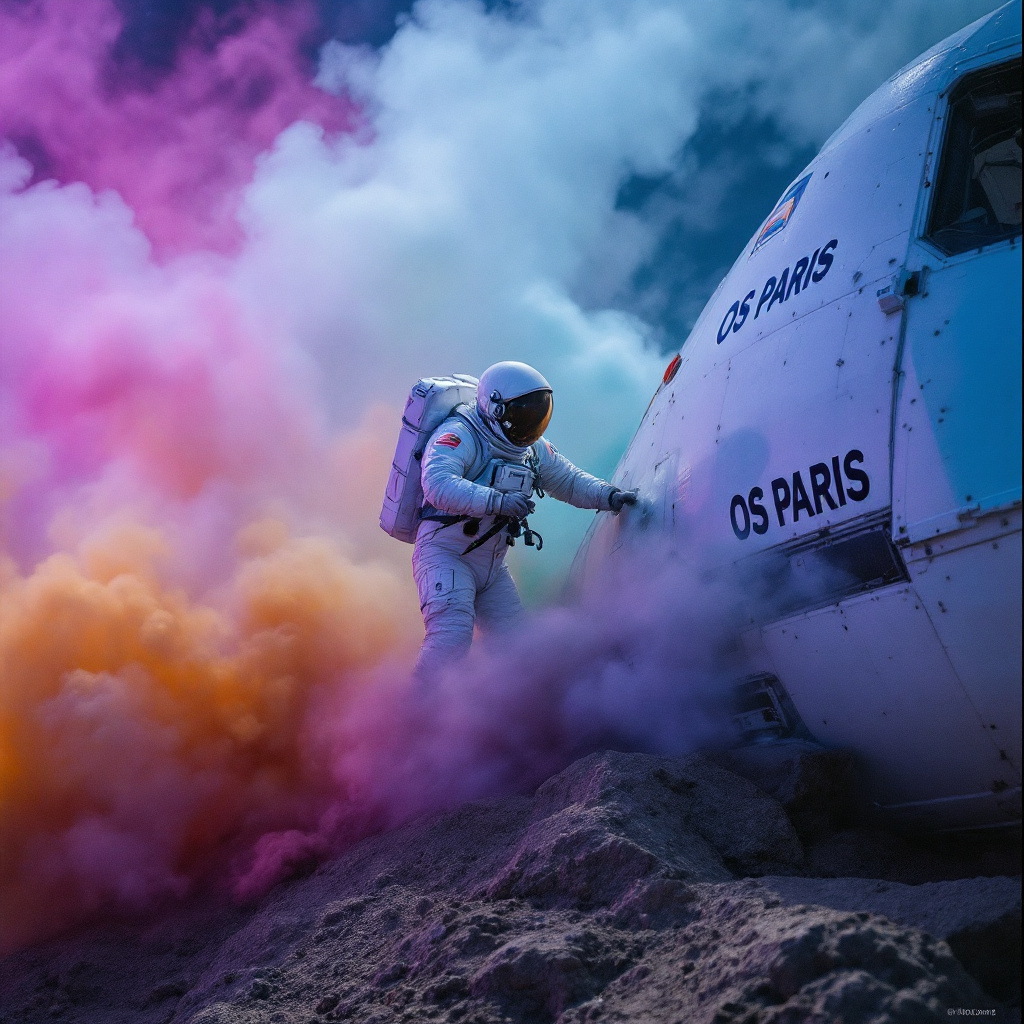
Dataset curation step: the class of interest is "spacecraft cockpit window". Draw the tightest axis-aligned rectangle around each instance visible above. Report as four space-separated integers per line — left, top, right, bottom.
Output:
926 59 1022 256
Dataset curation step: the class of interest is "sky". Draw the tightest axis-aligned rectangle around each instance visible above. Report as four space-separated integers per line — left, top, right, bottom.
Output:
0 0 1003 954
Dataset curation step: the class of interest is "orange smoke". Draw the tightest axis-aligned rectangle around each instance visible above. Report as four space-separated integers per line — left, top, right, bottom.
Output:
0 520 419 954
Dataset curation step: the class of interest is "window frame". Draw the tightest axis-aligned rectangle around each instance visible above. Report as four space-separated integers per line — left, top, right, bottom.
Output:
921 56 1022 259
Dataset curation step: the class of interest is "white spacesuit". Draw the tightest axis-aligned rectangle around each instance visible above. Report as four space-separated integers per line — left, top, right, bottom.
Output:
412 361 636 675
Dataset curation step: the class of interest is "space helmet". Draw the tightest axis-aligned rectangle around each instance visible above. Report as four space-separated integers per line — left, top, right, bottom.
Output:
477 361 553 447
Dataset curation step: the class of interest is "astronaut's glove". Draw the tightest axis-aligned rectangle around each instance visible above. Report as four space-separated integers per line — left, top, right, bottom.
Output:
608 488 639 514
498 492 536 520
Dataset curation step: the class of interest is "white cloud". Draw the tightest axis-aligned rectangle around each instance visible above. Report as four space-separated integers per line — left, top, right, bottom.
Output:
232 0 999 586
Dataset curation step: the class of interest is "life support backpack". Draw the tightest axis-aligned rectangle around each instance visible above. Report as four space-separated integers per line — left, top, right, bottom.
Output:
380 375 479 543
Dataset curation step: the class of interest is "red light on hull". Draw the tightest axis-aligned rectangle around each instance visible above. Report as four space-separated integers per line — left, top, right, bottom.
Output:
662 353 682 385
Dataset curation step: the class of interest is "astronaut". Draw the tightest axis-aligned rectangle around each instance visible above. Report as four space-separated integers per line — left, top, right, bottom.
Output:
413 361 637 675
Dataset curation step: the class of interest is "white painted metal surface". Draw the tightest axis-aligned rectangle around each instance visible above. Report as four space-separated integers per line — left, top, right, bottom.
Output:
577 2 1022 829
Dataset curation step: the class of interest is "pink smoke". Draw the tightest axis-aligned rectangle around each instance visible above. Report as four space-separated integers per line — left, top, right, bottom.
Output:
0 0 732 960
0 147 331 573
0 0 423 957
0 0 357 256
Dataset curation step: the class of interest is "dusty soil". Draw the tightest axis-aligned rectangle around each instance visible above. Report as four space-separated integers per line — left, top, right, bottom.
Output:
1 745 1019 1023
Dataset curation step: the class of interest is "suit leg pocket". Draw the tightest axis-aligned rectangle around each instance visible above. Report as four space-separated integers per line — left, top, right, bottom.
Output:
418 566 457 610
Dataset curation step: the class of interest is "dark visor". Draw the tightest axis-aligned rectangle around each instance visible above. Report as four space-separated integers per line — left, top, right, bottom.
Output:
499 389 553 446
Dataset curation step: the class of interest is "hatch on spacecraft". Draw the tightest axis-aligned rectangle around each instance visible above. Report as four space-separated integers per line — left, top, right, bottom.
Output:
577 1 1022 830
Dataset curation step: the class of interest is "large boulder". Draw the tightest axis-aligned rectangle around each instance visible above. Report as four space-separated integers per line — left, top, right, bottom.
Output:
568 885 997 1024
0 748 1015 1024
709 739 856 840
746 874 1022 1003
484 751 803 908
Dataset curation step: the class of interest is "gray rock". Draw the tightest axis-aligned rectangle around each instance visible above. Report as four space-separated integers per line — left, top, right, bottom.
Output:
609 876 698 930
563 887 995 1024
471 931 630 1022
709 739 856 839
487 750 802 908
745 874 1022 1003
0 749 1016 1024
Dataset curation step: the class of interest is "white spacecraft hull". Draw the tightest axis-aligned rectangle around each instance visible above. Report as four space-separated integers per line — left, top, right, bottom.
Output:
577 2 1022 830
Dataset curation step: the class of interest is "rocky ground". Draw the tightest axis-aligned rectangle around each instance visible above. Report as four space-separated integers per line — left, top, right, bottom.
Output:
0 743 1019 1023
